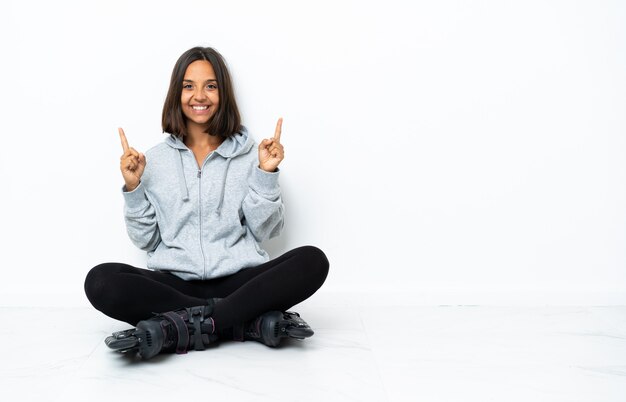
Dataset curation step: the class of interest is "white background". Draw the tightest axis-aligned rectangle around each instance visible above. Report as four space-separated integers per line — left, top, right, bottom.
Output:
0 0 624 306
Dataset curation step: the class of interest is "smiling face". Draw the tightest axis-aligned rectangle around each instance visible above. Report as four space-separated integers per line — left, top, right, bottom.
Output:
180 60 220 130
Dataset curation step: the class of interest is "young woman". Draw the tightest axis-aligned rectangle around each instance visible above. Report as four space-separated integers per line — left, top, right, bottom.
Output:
84 47 329 360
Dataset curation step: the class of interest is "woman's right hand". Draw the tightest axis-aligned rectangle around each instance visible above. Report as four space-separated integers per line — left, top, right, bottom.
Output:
119 128 146 192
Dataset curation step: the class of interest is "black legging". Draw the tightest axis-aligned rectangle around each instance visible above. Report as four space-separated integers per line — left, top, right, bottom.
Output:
84 246 329 332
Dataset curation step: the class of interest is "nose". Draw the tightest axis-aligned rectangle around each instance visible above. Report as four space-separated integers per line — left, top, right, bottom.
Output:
193 87 208 102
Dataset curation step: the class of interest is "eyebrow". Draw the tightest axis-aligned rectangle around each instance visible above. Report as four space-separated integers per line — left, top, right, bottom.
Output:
183 79 217 83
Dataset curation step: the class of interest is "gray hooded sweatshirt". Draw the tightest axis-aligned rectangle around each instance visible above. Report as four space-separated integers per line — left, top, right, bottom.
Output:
122 127 284 280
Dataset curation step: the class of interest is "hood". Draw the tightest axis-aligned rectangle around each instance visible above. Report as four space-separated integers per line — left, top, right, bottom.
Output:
164 125 254 156
164 126 254 210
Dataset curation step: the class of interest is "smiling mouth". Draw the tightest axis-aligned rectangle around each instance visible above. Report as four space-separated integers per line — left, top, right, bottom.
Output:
191 105 209 110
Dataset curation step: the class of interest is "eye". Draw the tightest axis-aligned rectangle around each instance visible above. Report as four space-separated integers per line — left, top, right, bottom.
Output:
207 83 218 90
183 84 193 90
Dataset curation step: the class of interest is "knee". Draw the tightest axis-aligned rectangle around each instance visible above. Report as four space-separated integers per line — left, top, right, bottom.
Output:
297 245 330 286
84 263 117 309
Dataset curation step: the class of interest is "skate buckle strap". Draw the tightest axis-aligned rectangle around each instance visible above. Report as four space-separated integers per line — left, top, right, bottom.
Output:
187 306 208 351
163 311 189 354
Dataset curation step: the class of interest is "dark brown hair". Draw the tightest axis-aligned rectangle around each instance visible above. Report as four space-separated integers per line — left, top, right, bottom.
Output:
162 47 242 138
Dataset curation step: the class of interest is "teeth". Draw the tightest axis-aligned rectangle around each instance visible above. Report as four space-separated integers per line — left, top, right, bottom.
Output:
192 105 208 110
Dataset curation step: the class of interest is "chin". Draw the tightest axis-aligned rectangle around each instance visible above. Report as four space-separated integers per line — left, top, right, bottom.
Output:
185 116 211 126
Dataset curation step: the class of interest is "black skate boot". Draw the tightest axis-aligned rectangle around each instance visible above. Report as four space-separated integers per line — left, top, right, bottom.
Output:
234 311 314 347
105 305 218 360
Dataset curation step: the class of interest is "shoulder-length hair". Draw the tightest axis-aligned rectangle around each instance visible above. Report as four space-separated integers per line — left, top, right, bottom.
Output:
162 47 242 138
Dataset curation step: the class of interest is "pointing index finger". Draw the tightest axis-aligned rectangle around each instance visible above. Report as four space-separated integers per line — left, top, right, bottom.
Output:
273 118 283 142
119 128 130 152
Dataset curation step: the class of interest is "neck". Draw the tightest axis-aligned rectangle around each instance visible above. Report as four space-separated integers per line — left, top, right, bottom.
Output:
184 122 224 148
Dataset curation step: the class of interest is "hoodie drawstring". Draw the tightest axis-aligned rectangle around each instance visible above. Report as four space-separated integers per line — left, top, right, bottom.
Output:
177 150 190 202
177 148 231 213
215 158 232 215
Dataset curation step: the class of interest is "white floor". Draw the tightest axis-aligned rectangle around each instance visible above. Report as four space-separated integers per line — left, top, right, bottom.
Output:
1 294 626 401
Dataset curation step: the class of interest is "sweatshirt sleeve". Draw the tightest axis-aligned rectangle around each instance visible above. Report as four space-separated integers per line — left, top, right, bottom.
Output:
242 166 285 242
122 182 161 252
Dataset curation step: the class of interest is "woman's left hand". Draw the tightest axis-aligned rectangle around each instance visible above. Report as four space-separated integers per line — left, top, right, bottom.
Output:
258 118 285 172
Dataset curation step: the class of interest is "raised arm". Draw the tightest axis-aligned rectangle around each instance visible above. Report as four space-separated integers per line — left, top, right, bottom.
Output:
118 128 161 251
243 118 285 241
